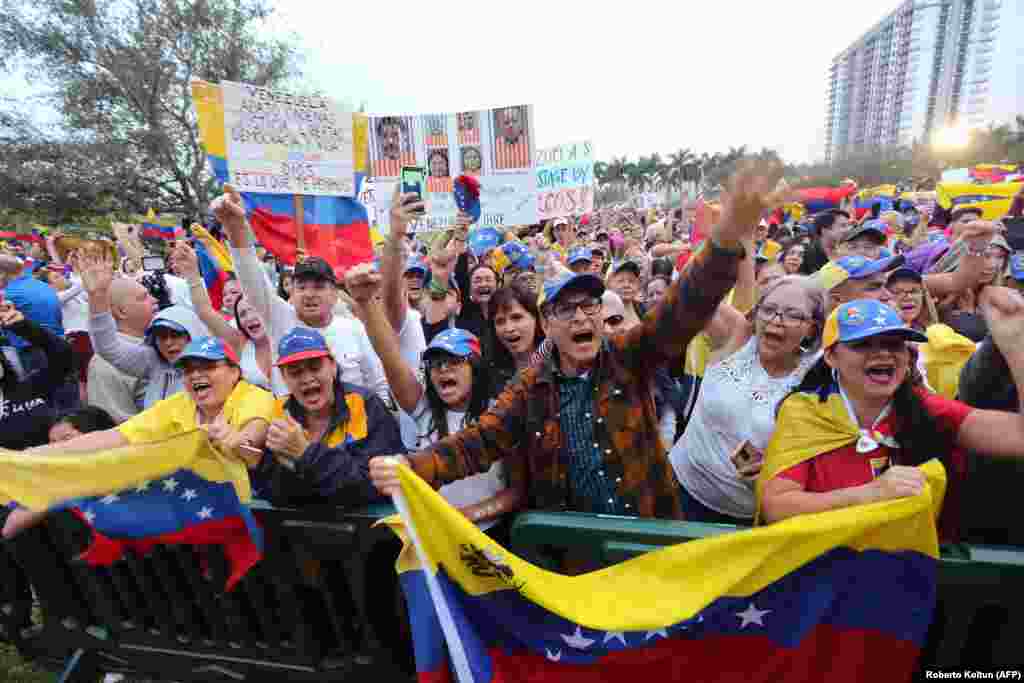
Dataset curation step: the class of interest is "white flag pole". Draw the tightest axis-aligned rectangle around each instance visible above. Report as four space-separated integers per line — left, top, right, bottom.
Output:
392 484 475 683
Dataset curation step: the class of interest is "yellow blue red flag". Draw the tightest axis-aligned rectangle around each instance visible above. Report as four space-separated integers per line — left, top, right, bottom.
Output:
390 460 943 682
0 430 262 589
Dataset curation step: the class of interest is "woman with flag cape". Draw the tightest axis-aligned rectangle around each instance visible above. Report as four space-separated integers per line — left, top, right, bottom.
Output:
758 289 1024 542
3 336 276 539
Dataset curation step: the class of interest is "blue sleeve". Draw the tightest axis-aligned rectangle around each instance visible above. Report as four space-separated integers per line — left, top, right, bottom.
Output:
266 392 407 507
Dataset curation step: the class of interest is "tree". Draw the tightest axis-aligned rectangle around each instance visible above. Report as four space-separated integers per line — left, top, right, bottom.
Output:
0 0 301 219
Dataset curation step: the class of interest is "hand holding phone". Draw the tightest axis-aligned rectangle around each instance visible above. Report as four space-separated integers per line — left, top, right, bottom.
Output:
400 166 427 217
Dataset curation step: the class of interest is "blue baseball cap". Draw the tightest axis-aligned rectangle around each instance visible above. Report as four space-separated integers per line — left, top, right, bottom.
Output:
175 336 239 367
814 254 905 290
537 271 605 310
404 256 430 283
276 327 332 366
1011 252 1024 281
823 300 927 350
147 318 189 338
424 328 481 359
468 227 502 257
566 247 593 266
842 220 888 244
501 240 535 270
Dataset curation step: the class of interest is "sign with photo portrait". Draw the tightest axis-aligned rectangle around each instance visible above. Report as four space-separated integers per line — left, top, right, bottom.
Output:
367 105 537 231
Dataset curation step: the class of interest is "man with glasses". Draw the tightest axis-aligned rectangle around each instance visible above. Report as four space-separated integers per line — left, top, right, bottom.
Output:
837 220 888 261
371 164 786 521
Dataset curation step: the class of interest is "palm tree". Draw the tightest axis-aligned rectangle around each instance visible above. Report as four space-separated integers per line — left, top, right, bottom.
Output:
669 148 696 200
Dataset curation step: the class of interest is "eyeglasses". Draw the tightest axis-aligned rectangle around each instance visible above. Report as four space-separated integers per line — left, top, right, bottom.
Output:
604 314 624 327
890 288 924 300
548 296 601 322
843 337 908 354
756 304 811 326
425 356 470 373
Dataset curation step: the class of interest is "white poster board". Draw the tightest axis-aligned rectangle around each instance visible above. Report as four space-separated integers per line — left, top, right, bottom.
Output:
535 141 594 220
221 81 355 197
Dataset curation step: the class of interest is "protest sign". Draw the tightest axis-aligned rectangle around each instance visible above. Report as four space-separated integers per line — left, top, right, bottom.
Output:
220 81 356 197
357 176 381 231
367 105 537 231
536 141 594 220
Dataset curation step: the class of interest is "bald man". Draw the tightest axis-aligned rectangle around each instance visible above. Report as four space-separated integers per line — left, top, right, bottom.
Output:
86 278 157 423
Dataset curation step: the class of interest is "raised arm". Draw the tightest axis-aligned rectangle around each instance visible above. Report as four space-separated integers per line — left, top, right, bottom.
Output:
380 187 425 332
169 242 246 355
616 163 786 373
80 251 159 379
345 264 423 413
955 287 1024 457
212 185 293 337
923 222 1000 298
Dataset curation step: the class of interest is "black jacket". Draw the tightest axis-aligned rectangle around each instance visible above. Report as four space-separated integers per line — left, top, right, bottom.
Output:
252 380 406 508
0 319 73 450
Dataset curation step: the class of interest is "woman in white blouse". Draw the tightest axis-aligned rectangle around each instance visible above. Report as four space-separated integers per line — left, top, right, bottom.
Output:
669 276 825 524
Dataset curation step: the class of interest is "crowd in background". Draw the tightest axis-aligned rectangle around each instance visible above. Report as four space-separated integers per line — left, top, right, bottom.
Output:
3 166 1024 556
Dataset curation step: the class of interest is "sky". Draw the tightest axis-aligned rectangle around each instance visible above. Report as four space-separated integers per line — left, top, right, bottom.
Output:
271 0 903 164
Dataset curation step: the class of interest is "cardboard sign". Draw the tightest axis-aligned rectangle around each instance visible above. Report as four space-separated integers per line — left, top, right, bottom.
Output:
221 81 355 197
536 141 594 220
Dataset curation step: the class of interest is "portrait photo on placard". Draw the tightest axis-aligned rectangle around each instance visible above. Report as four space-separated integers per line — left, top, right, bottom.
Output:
457 111 480 145
491 105 529 170
370 114 416 177
460 146 483 176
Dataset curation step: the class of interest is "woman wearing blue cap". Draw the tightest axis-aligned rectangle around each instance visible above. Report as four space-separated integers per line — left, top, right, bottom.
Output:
758 294 1024 541
345 263 520 530
4 336 276 537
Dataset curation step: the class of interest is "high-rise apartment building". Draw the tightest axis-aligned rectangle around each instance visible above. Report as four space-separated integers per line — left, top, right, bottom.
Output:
825 0 1023 162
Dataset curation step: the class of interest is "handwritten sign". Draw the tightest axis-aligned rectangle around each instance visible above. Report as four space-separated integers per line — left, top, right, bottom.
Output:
374 174 536 233
221 81 355 197
536 141 594 220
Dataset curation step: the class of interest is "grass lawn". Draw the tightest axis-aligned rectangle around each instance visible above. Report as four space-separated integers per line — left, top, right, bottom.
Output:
0 644 51 683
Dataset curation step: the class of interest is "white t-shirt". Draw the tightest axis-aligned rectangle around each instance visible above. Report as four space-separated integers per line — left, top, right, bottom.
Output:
407 392 506 530
397 308 427 449
229 245 389 401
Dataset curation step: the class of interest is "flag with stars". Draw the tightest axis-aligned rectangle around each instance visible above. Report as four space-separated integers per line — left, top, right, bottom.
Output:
0 430 262 590
389 459 945 682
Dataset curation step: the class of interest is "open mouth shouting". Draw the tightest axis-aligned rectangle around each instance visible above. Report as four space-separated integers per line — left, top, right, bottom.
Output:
190 378 213 402
864 362 897 387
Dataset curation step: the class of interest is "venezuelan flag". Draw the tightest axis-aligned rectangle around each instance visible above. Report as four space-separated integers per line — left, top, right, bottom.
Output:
191 81 373 270
0 430 262 590
794 184 858 215
936 180 1024 220
194 237 230 311
388 459 943 682
142 208 184 241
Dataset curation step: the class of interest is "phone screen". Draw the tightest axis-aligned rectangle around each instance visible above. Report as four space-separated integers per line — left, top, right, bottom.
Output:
401 166 425 198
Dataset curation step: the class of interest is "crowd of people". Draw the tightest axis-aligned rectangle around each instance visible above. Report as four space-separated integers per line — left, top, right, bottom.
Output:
2 163 1024 563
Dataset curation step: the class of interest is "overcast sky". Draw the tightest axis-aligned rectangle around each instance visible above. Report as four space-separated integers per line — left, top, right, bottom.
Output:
273 0 903 163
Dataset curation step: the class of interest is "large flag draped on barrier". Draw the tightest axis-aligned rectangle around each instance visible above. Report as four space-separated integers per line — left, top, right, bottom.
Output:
388 461 944 682
0 430 262 589
190 80 373 270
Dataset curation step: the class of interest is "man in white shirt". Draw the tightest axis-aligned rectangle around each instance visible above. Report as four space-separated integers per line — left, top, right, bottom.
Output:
213 186 390 402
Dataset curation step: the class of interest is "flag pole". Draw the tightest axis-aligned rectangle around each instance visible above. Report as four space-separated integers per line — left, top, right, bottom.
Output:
294 194 307 261
391 478 475 683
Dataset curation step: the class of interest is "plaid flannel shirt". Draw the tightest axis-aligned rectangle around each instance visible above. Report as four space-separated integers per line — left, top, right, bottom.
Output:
409 242 743 520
